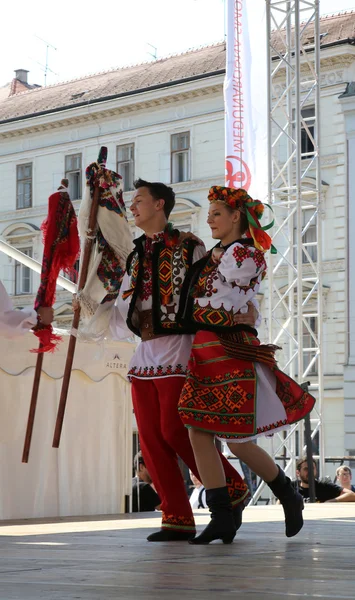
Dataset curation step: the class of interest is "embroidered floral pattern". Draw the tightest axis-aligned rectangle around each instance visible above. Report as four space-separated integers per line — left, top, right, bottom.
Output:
216 419 288 440
122 254 139 301
152 232 165 243
252 248 267 271
192 303 235 328
139 234 164 301
128 363 186 379
97 230 125 301
232 245 266 274
193 256 219 298
161 513 196 532
99 187 126 216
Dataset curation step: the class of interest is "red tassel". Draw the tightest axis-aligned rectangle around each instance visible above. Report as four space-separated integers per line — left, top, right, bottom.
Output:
31 190 80 353
31 325 63 354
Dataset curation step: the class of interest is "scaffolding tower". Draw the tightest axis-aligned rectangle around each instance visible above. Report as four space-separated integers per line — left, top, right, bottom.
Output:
251 0 323 503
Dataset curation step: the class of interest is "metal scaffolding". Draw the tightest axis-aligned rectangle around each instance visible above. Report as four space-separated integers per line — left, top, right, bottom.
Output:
250 0 323 503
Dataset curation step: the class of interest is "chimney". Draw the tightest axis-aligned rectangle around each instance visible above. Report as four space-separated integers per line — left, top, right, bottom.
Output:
15 69 29 84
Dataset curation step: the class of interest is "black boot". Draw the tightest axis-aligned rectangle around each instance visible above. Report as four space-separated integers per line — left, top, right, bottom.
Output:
189 486 237 545
232 502 244 531
267 465 304 537
147 529 195 542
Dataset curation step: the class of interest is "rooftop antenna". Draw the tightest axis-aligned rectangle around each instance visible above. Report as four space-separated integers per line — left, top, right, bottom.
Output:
146 43 158 60
34 35 57 85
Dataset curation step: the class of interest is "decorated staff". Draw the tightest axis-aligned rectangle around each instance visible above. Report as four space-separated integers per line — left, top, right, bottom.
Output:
22 179 80 463
52 147 132 448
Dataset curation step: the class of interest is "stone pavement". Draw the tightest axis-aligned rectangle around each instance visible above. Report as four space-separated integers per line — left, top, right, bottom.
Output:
0 504 354 599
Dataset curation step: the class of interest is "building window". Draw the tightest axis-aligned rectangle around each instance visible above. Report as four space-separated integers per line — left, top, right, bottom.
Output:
303 316 318 376
171 132 190 183
117 144 134 191
294 315 318 377
301 107 315 157
65 154 82 200
15 248 32 295
294 209 317 264
16 164 32 209
292 106 315 158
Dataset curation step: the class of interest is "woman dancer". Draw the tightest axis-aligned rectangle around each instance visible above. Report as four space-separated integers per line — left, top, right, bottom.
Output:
177 186 315 544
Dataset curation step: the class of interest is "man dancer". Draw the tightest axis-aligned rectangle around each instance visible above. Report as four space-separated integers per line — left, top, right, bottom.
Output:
83 178 253 541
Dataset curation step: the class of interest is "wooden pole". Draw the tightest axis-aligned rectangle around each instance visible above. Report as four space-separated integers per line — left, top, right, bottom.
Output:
22 178 73 463
21 346 44 463
52 181 101 448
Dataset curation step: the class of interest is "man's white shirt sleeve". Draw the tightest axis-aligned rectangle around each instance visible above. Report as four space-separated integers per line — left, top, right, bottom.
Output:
0 280 37 337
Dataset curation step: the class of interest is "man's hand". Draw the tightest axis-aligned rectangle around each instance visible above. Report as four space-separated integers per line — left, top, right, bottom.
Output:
72 294 80 312
234 301 258 327
37 307 54 326
178 231 204 245
212 247 224 263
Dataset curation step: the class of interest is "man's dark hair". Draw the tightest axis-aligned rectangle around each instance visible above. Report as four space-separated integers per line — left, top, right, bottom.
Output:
134 178 175 218
296 456 317 471
133 450 145 473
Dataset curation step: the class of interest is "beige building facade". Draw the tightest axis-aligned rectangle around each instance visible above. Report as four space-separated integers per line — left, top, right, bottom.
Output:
1 12 355 473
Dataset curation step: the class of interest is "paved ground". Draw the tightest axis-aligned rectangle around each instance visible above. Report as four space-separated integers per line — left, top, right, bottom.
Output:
0 504 354 599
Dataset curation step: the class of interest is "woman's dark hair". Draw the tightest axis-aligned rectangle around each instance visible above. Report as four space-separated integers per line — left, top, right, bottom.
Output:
134 178 175 219
223 203 249 235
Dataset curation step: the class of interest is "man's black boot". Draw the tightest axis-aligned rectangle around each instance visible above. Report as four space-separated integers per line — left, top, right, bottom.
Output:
147 529 195 542
189 486 237 545
267 465 304 537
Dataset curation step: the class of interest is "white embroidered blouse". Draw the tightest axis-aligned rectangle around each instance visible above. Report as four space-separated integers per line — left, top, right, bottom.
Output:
192 242 267 316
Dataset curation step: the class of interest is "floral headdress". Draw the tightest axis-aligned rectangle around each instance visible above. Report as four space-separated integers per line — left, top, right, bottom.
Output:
208 186 276 253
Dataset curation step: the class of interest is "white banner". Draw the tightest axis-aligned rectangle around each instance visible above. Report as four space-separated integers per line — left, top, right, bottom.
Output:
224 0 267 200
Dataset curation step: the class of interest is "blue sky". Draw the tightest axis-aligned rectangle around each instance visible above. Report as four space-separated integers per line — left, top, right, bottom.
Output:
1 0 355 88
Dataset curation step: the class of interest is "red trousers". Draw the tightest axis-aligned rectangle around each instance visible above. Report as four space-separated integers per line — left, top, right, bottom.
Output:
131 376 248 533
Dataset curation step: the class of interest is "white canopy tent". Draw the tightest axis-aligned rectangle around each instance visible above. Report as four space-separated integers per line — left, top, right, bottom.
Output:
0 331 135 521
0 240 135 520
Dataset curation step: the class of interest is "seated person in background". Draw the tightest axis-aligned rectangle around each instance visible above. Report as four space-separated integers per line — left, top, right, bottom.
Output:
189 470 207 509
293 456 355 503
132 451 161 512
336 466 355 492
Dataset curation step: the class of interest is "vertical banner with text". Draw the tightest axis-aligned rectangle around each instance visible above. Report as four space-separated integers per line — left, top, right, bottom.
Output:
225 0 267 199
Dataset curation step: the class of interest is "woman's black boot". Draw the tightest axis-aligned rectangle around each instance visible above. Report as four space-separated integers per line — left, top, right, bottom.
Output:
232 502 244 531
267 465 304 537
189 486 237 545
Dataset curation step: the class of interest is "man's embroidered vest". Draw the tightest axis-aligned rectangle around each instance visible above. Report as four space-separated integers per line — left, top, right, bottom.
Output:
123 234 199 338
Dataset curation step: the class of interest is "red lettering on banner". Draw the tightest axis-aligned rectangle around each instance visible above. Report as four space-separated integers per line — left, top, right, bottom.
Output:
232 1 244 159
226 0 251 189
225 155 251 191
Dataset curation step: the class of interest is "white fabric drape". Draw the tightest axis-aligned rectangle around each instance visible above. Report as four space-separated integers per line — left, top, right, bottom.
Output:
0 332 134 520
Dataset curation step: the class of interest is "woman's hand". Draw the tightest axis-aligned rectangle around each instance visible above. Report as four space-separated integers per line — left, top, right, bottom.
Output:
178 231 204 245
